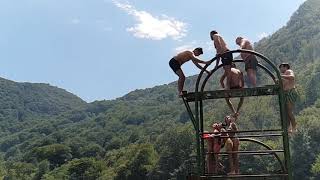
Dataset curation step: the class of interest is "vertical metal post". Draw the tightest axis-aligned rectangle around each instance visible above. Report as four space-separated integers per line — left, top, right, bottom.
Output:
278 85 293 180
194 92 201 175
199 99 205 175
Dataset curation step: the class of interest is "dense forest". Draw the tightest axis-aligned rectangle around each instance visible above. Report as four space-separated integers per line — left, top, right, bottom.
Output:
1 0 320 179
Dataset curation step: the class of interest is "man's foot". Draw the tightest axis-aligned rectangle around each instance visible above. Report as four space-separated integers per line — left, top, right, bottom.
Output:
179 91 184 97
292 122 298 133
227 171 236 175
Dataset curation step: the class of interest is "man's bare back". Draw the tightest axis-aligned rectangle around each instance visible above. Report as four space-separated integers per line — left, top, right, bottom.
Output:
173 51 194 65
239 38 254 60
227 68 244 89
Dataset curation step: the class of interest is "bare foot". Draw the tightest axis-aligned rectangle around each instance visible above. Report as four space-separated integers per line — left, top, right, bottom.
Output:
179 92 184 97
228 171 236 175
288 124 292 133
292 123 297 133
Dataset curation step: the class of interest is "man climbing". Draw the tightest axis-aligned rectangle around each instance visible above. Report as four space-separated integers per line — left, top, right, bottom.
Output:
210 30 233 69
220 63 245 116
169 48 210 96
236 37 258 87
279 63 298 133
224 115 240 175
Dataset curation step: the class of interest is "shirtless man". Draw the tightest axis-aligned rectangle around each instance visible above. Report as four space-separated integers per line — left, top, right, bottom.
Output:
279 63 298 133
169 48 210 96
210 31 233 69
220 64 245 115
236 37 258 87
206 123 224 174
224 115 240 175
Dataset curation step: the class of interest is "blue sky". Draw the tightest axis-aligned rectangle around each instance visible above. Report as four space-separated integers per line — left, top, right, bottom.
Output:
0 0 306 102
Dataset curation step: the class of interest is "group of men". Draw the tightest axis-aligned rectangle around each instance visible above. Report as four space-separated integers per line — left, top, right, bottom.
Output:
204 115 239 175
169 30 298 133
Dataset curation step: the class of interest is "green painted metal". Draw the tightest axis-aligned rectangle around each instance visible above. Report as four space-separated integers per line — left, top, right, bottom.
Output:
184 85 279 102
181 49 293 180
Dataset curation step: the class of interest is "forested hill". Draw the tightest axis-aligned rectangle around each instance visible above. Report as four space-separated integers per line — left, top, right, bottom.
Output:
1 0 320 179
256 0 320 69
0 77 87 136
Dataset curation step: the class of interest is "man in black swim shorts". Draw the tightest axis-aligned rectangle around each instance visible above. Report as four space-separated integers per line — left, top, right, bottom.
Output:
169 48 210 96
236 37 258 87
210 30 233 69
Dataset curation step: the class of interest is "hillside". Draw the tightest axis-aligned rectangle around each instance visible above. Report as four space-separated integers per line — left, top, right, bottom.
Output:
0 0 320 179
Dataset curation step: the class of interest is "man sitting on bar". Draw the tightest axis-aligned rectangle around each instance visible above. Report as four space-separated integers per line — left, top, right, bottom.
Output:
224 115 240 175
220 63 245 116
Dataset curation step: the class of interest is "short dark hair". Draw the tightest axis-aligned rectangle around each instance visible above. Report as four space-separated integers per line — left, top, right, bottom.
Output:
194 47 203 54
210 30 218 40
279 63 290 69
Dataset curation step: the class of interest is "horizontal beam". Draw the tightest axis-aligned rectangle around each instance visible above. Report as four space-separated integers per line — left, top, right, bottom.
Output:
217 152 281 156
206 150 284 155
202 134 283 139
201 129 283 134
197 173 288 179
183 85 279 102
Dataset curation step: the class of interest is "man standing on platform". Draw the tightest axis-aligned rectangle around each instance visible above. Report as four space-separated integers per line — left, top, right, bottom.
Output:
236 37 258 87
224 115 240 175
210 30 233 69
279 63 298 133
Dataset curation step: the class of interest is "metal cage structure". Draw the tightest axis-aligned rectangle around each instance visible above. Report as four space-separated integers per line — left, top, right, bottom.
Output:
181 49 293 180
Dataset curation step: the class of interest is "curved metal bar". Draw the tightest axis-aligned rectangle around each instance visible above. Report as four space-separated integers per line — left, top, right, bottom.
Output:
199 60 277 93
195 49 282 94
240 138 285 172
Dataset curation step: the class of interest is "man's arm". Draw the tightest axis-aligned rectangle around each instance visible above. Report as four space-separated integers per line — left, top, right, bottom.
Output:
240 41 251 60
213 35 222 51
281 70 294 80
220 73 226 88
191 56 209 64
192 60 210 73
215 56 221 69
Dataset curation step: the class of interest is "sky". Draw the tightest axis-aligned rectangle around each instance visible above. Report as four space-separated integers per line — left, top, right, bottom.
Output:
0 0 307 102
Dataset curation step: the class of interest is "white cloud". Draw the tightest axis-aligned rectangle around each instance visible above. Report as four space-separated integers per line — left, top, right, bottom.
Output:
112 0 187 40
257 32 269 40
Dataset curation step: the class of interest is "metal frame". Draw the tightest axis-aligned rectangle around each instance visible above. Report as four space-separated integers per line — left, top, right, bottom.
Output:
181 49 292 180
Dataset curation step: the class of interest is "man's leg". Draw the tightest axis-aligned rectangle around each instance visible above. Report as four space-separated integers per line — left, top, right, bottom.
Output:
247 69 257 87
236 97 244 115
174 69 185 95
287 102 297 132
213 143 221 174
207 140 214 174
232 139 240 174
225 98 236 114
226 139 235 175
